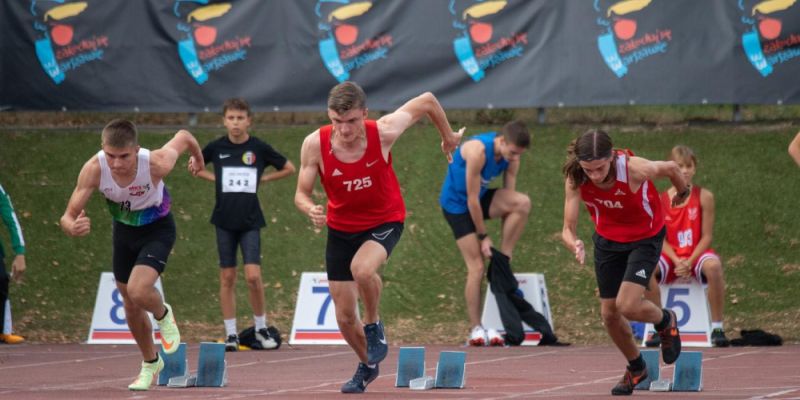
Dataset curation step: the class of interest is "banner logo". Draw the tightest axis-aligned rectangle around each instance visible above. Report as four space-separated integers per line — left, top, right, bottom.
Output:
315 0 393 83
739 0 799 77
594 0 673 78
30 0 108 84
172 0 251 85
450 0 528 82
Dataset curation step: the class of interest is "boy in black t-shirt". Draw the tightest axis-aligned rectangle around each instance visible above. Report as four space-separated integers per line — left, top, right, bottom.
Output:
191 98 295 351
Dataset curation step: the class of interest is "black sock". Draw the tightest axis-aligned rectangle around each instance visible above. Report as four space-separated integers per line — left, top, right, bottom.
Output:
145 353 159 364
654 309 670 331
627 354 645 372
156 306 168 321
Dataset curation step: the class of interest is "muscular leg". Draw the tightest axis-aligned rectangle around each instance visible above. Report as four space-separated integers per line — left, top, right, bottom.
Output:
488 189 531 259
117 267 164 360
454 235 484 328
329 281 367 362
700 258 725 323
616 281 664 324
350 241 387 325
244 264 266 317
600 298 640 361
219 267 237 320
644 273 662 308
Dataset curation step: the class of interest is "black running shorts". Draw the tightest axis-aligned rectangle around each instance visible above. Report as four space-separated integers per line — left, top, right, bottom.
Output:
442 188 496 240
215 227 261 267
593 226 666 299
112 213 176 283
325 222 404 281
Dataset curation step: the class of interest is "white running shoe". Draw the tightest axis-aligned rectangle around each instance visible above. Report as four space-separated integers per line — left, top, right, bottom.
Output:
487 328 505 346
469 325 488 346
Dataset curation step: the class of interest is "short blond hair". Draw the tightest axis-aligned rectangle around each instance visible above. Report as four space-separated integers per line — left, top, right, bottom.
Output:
102 119 138 148
669 145 697 167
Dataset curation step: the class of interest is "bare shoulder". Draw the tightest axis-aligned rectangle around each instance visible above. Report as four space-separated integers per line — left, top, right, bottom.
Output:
376 111 410 139
301 129 322 160
626 155 652 180
78 155 101 187
461 138 485 159
630 156 674 180
699 186 715 203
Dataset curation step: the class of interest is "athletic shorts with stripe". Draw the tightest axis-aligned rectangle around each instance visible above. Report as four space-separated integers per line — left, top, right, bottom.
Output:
325 222 404 281
593 227 666 299
656 249 720 284
112 213 176 284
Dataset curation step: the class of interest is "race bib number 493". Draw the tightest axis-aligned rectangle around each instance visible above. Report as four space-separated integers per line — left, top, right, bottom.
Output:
222 167 257 193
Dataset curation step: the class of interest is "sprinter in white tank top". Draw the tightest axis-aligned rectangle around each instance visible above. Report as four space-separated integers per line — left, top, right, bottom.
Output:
60 119 204 391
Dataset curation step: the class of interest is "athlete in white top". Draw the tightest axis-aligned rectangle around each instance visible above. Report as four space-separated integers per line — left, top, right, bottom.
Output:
60 120 204 391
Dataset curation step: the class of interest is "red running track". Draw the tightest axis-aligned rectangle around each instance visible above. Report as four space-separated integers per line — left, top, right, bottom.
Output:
0 343 798 399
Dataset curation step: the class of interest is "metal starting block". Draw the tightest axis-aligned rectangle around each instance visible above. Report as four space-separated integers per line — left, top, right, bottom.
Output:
649 379 672 392
158 343 187 386
434 351 466 389
167 373 197 388
409 376 435 390
396 347 426 387
196 342 227 387
672 351 703 391
646 351 703 392
635 349 660 390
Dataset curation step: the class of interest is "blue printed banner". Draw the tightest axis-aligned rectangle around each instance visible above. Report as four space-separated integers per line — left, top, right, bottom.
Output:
1 0 798 111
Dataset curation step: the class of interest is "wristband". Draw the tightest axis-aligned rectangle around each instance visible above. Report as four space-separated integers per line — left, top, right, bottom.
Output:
477 232 488 241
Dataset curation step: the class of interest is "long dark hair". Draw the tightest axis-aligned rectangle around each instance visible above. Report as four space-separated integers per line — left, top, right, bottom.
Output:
562 129 616 188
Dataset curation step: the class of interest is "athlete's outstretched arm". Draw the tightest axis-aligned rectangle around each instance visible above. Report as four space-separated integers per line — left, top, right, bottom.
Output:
262 160 296 183
60 157 100 237
789 131 800 166
0 185 26 282
151 129 204 180
630 157 688 206
462 141 491 253
295 131 325 228
376 92 463 160
561 178 585 265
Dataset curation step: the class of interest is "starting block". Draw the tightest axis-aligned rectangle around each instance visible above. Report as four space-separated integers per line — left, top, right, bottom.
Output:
158 343 187 386
672 351 703 391
634 350 660 390
409 376 435 390
196 342 227 387
167 373 197 388
396 347 426 387
434 351 466 389
645 351 703 392
650 379 671 391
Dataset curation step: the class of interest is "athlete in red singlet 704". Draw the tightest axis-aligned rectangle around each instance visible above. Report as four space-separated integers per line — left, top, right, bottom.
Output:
561 129 690 396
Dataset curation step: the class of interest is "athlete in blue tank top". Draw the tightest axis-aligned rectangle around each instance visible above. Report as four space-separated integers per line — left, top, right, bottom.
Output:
440 132 509 214
438 120 536 347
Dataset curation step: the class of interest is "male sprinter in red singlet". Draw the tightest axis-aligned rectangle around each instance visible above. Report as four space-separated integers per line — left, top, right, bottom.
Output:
295 81 462 394
60 120 204 391
561 129 689 396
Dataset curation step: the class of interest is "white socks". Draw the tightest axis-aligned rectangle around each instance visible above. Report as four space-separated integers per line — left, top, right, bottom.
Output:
254 314 267 331
224 319 237 336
